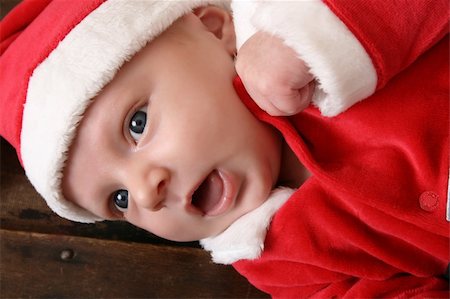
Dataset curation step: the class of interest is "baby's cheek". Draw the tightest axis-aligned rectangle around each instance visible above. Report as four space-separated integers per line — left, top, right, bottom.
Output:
127 212 188 241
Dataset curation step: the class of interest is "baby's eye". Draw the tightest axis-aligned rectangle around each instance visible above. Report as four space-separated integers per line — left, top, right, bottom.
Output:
112 189 128 213
129 107 147 142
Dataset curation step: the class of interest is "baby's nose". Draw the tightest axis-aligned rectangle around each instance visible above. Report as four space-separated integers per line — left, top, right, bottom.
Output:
129 166 170 211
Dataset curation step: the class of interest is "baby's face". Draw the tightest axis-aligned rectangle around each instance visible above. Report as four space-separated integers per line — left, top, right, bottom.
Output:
62 11 281 241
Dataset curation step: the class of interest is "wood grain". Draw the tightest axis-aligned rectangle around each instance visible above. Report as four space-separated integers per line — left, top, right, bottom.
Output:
1 229 267 298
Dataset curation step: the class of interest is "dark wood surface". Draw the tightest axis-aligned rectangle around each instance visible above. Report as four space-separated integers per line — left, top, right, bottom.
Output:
1 138 269 298
0 1 270 294
2 229 264 298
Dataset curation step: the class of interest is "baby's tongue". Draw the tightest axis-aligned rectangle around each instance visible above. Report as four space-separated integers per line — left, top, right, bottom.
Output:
192 170 223 214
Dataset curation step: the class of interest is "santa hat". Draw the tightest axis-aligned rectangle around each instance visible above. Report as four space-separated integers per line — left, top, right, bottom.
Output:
0 0 229 223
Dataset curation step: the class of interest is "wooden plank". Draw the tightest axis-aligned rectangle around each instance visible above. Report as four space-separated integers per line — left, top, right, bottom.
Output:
0 229 269 298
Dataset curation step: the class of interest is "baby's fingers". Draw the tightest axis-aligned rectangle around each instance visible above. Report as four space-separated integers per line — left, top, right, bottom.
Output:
249 81 315 116
270 81 315 116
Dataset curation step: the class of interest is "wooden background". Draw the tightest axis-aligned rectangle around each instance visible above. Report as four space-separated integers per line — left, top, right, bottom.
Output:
0 1 269 297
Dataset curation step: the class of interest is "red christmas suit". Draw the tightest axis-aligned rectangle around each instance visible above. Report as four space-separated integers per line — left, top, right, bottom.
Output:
229 0 449 298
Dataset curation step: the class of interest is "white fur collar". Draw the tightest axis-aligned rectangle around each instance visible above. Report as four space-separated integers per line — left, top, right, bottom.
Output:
200 187 295 264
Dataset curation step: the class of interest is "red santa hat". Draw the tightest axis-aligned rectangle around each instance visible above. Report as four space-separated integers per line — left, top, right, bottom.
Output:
0 0 229 223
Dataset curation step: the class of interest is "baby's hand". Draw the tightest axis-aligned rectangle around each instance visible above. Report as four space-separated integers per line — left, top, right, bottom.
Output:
235 31 315 116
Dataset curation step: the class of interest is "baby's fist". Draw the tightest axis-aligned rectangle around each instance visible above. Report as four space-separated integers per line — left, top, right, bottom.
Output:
235 31 315 116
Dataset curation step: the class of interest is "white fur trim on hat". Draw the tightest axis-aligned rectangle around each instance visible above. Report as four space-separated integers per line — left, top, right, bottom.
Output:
21 0 230 223
232 0 377 117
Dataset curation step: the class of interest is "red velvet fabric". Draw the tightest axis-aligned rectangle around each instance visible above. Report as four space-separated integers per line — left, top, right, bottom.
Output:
232 1 449 295
232 35 449 298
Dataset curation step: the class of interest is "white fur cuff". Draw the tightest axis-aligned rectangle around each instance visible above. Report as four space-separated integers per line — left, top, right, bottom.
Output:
232 0 377 117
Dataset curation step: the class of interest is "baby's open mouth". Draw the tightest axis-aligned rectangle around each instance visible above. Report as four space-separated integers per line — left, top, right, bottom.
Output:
191 169 235 216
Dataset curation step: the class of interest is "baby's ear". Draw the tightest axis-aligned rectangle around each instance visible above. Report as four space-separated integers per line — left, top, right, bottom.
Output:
194 6 236 56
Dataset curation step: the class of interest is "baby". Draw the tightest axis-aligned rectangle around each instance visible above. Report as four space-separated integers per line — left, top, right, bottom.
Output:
1 0 448 297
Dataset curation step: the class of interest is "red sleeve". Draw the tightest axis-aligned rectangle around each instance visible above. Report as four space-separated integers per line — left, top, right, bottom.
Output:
323 0 449 89
232 35 449 298
232 1 448 116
